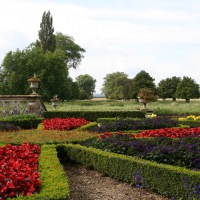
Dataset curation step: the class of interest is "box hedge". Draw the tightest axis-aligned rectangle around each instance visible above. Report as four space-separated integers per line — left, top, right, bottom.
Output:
42 111 146 121
56 144 200 200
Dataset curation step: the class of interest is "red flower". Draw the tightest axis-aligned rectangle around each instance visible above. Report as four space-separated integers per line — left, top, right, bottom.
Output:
131 127 200 138
42 118 89 131
0 143 41 199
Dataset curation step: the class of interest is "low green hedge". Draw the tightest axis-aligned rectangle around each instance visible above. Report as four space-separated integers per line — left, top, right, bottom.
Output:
96 117 140 124
42 111 146 121
57 144 200 200
178 120 200 128
7 145 70 200
75 122 98 131
0 119 43 129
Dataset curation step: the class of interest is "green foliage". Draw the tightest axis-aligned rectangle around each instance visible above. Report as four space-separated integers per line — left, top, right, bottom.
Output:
0 122 20 131
102 72 133 99
178 120 200 128
76 122 98 131
42 111 146 121
157 76 181 100
36 11 56 52
1 119 43 129
175 76 200 102
132 70 156 99
76 74 96 99
56 32 85 69
38 49 71 101
57 144 200 199
3 114 37 121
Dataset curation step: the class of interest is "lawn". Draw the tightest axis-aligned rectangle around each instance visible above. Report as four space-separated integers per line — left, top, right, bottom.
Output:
45 98 200 115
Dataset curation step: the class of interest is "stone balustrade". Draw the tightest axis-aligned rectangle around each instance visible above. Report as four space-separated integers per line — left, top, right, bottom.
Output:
0 95 47 118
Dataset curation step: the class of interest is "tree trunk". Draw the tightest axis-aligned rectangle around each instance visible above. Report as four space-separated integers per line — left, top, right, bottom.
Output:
185 99 190 103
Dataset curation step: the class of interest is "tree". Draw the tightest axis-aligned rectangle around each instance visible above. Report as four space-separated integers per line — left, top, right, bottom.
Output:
76 74 96 99
157 76 181 101
55 32 85 69
0 47 72 101
137 88 158 109
102 72 133 99
0 11 86 101
38 49 71 101
132 70 156 99
36 11 56 52
175 76 200 102
0 50 29 95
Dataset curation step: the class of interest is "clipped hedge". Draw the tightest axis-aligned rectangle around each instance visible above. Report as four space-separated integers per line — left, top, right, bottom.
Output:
0 119 43 129
57 144 200 200
7 145 70 200
179 120 200 128
75 122 98 131
42 111 146 121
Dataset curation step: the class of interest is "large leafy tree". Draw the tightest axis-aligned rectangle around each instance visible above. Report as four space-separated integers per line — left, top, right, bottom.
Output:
132 70 156 99
0 11 86 101
38 49 71 101
0 50 29 95
36 11 56 52
55 32 85 69
102 72 133 99
157 76 181 101
76 74 96 99
175 76 200 102
0 47 71 101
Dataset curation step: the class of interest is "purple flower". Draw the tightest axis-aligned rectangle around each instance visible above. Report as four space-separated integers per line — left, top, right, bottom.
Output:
134 170 143 189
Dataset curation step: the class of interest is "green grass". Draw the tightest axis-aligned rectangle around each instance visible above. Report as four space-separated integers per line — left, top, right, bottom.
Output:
45 98 200 115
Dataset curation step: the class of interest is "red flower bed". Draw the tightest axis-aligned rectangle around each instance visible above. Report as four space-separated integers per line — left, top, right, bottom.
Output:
132 127 200 138
42 117 89 131
0 143 41 200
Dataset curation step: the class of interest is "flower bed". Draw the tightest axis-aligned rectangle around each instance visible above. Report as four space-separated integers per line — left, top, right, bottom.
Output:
42 117 89 131
81 128 200 170
0 143 41 199
90 117 178 133
132 127 200 138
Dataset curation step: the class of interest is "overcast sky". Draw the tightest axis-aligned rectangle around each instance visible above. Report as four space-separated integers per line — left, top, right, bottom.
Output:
1 0 200 93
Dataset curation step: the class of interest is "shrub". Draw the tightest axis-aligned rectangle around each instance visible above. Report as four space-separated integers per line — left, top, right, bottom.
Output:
0 122 20 131
42 111 146 121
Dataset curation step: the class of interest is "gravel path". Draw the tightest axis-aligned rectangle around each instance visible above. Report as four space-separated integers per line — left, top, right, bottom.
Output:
64 162 170 200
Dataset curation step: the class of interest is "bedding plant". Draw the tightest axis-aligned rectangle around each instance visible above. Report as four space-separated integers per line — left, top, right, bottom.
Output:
0 117 96 199
0 143 41 199
82 127 200 170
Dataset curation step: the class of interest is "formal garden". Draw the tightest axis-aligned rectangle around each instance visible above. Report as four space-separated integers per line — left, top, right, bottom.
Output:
0 98 200 200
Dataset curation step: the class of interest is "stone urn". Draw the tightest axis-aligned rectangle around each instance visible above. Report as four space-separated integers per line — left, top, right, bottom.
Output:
50 95 59 110
28 74 40 95
138 98 148 110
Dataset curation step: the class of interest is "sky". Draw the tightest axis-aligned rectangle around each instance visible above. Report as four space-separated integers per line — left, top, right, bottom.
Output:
0 0 200 94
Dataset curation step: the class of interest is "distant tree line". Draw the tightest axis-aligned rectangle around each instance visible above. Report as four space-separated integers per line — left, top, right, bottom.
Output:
0 11 96 101
101 70 200 102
